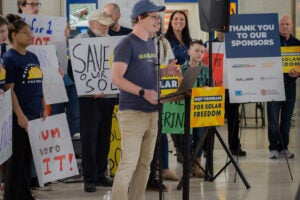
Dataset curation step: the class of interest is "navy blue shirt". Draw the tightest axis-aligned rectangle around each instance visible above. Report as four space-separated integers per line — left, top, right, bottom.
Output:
4 49 43 120
168 37 189 65
113 33 157 112
108 26 132 36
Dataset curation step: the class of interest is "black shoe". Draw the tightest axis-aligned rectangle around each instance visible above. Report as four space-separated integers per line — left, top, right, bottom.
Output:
96 178 113 187
230 149 246 156
147 180 168 192
84 182 96 192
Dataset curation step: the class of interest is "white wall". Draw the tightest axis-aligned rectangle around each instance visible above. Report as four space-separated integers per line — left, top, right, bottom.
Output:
239 0 292 17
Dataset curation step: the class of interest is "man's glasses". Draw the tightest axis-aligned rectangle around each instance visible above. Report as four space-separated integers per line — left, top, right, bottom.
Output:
147 14 160 21
25 2 42 8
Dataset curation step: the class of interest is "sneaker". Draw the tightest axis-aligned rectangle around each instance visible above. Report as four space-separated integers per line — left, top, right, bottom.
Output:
269 150 279 159
32 183 52 191
84 182 96 192
72 133 80 139
147 180 168 192
230 148 246 156
96 178 113 187
279 149 294 158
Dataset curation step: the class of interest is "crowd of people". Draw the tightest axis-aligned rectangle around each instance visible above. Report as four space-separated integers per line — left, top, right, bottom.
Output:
0 0 299 199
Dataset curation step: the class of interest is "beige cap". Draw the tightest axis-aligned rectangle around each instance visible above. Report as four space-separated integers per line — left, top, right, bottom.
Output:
88 9 114 26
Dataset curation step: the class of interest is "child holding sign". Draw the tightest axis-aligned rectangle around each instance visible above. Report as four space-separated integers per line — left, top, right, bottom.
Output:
181 39 209 178
3 14 47 200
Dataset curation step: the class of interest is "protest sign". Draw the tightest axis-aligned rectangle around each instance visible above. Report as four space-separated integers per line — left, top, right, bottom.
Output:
225 13 285 103
22 14 68 74
203 42 225 87
160 64 181 96
281 46 300 73
0 90 12 165
28 113 79 186
162 100 185 134
69 36 123 96
27 45 68 104
190 87 225 127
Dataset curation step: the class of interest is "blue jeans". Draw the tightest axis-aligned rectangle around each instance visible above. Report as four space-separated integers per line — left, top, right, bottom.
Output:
51 83 80 136
191 128 206 157
267 84 296 151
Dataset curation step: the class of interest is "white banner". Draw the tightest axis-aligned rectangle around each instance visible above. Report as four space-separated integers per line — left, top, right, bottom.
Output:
69 36 123 96
27 45 68 105
0 89 12 165
227 57 286 103
28 113 78 187
21 14 68 74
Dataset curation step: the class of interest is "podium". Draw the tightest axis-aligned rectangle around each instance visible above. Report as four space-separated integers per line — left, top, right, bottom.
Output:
160 66 202 200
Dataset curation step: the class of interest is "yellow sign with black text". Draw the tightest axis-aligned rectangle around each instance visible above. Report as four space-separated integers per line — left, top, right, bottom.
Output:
190 87 225 127
160 65 181 96
281 46 300 73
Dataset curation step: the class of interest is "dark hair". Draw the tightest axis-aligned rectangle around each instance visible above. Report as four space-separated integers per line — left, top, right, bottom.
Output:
131 12 150 26
0 16 8 27
6 14 29 43
165 10 192 47
190 39 204 47
17 0 27 13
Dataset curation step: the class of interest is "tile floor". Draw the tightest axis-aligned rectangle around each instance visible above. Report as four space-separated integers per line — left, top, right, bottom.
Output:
32 96 300 200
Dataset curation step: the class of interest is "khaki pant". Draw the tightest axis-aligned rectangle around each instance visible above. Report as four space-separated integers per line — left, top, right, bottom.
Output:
111 110 158 200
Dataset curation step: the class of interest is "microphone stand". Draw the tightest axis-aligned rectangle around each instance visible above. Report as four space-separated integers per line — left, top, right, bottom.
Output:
155 32 164 200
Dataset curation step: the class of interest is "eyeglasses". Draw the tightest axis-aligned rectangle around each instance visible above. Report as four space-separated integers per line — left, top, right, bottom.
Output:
147 14 160 21
24 2 41 8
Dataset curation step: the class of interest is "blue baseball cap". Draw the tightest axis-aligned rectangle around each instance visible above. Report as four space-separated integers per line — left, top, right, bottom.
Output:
131 0 166 19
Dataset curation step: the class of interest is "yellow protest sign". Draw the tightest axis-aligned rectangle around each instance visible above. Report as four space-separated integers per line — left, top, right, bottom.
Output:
190 87 225 127
160 65 181 96
108 105 121 176
281 46 300 73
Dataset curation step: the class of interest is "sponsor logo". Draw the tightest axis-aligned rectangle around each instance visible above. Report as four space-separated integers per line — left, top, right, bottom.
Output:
236 77 254 81
232 64 255 68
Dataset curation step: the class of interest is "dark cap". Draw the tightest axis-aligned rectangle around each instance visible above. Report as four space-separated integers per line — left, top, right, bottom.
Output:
131 0 166 19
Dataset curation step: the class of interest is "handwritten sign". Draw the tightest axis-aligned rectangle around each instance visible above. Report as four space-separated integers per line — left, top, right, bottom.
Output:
28 113 79 187
162 100 185 134
69 36 123 96
203 42 225 86
281 46 300 73
0 90 12 165
27 45 68 104
108 106 121 175
21 14 68 74
190 87 225 127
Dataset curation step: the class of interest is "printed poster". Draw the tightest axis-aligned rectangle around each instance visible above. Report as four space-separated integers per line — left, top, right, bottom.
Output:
225 13 285 103
190 87 225 127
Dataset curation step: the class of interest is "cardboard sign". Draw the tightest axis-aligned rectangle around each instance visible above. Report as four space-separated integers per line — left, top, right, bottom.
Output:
27 45 68 104
69 36 123 96
0 90 12 165
22 14 68 74
28 113 79 187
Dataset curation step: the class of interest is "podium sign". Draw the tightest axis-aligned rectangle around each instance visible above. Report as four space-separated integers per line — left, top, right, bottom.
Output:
190 87 225 127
